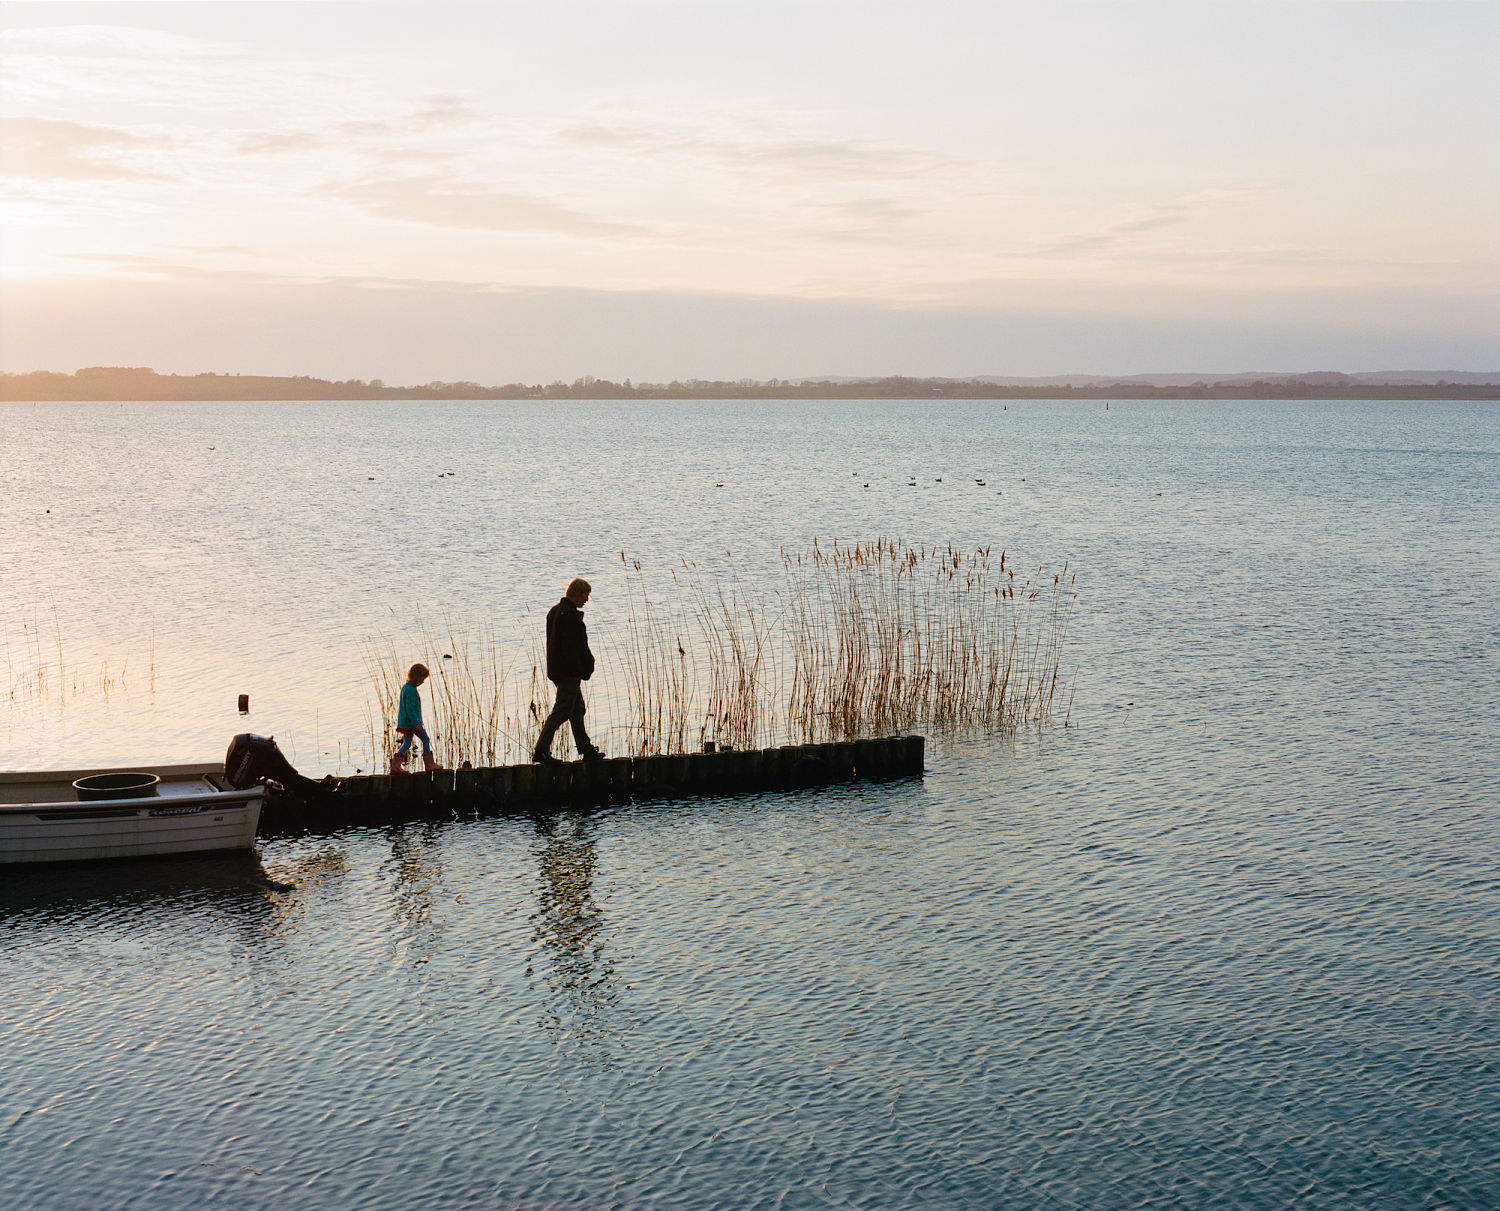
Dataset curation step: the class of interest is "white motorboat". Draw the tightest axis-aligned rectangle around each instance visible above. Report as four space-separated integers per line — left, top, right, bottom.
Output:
0 763 264 865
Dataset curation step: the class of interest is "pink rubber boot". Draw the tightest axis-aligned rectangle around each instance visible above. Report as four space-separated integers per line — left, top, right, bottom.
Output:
422 753 444 772
390 751 408 775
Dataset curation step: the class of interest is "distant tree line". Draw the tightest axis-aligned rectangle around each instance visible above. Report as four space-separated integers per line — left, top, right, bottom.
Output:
2 366 1495 402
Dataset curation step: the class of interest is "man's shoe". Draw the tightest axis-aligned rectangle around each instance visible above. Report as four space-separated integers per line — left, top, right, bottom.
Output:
581 747 606 762
532 752 561 765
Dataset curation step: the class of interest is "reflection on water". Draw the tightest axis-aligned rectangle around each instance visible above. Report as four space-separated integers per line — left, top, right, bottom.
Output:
0 850 283 917
527 810 627 1053
380 823 451 965
251 843 350 947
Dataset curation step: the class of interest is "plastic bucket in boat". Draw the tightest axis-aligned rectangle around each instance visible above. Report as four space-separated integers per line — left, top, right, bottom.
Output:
73 772 161 801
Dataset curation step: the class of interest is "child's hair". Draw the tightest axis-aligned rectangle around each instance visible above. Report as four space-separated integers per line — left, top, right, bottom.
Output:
407 662 430 683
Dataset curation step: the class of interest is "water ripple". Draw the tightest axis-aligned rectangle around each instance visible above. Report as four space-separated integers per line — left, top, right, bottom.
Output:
3 400 1498 1208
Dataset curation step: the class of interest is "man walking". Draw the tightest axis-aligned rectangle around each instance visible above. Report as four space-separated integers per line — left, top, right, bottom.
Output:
533 577 605 763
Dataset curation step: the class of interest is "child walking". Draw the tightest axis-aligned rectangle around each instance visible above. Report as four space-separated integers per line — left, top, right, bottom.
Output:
391 662 443 774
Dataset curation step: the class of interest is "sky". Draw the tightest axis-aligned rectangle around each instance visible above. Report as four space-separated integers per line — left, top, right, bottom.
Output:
0 0 1495 383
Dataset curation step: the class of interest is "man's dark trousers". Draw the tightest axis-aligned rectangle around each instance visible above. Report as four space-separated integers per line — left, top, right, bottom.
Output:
535 678 595 757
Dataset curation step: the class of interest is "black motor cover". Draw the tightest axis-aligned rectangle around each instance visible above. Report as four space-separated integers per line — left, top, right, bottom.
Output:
225 733 330 797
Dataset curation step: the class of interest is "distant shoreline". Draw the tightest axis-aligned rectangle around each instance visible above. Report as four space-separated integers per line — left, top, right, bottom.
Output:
3 368 1497 402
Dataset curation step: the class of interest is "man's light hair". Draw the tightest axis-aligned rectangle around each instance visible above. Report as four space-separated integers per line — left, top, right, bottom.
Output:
566 577 591 598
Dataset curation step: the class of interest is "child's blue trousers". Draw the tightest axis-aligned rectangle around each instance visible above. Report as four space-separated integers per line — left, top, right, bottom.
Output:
394 727 432 756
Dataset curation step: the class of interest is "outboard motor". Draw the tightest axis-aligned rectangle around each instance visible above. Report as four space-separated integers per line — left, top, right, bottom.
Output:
225 733 334 798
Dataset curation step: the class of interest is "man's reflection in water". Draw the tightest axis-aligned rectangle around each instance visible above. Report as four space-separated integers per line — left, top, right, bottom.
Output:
528 810 626 1052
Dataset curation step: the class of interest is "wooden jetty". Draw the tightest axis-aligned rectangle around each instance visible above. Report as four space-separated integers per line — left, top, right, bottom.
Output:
259 736 924 835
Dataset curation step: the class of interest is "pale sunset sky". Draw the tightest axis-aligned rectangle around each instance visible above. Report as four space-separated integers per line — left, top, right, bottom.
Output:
1 0 1495 383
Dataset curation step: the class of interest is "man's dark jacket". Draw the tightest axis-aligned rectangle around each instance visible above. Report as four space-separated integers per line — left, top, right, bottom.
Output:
545 597 595 683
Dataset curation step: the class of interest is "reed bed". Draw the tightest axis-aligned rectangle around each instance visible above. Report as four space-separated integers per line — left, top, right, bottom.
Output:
776 538 1076 741
366 539 1077 769
3 611 149 707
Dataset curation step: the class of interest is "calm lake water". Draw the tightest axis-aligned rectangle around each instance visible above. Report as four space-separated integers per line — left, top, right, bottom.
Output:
2 398 1497 1208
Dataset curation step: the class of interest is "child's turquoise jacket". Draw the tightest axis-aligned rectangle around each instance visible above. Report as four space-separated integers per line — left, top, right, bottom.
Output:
397 681 423 730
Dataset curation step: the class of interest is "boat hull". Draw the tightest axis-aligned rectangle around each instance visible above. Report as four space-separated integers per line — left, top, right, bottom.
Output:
0 763 264 865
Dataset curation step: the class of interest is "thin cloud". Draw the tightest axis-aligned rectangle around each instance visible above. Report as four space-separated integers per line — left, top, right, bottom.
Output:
0 23 253 116
59 252 504 293
1034 188 1262 258
0 23 234 62
807 196 930 244
0 117 170 181
394 94 485 131
64 253 206 278
239 130 327 156
746 136 944 181
318 175 649 238
1038 214 1189 257
830 197 924 224
1113 214 1190 236
554 114 948 182
238 95 484 157
335 96 485 143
